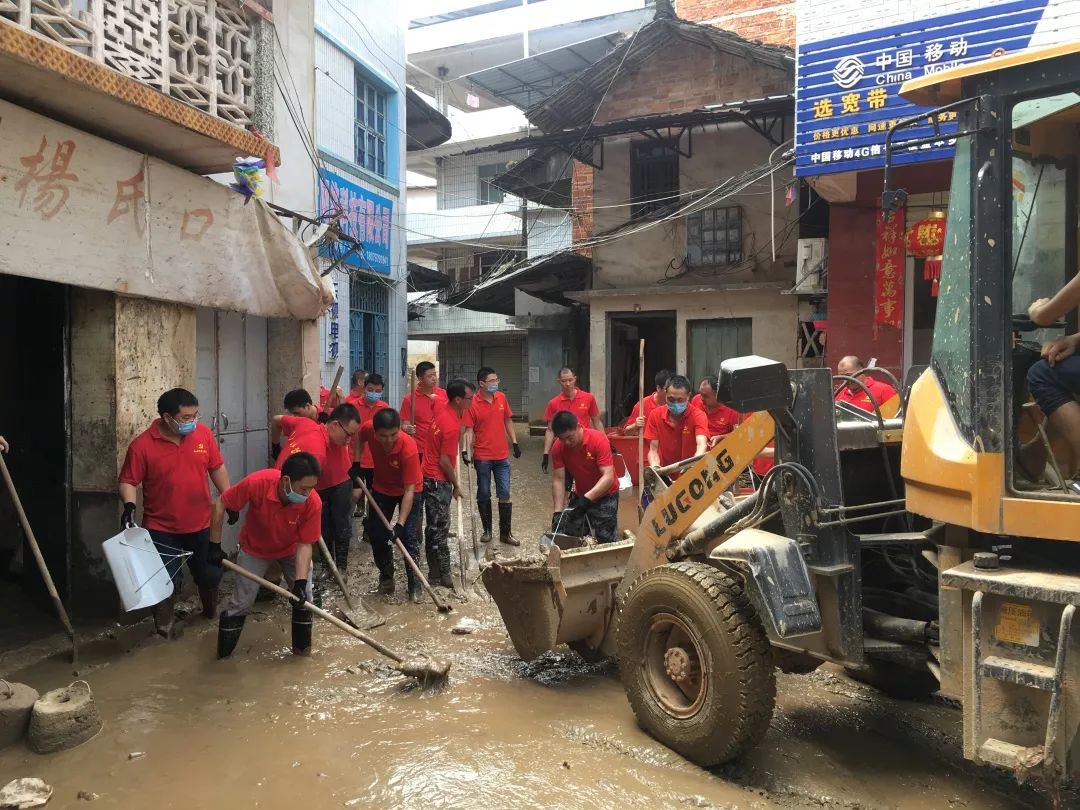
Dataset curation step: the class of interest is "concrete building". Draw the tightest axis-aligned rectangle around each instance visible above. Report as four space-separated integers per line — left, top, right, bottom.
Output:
0 0 363 620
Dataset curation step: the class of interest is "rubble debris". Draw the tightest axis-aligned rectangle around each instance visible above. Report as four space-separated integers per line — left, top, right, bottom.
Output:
75 792 98 802
0 778 52 809
127 752 145 761
451 618 481 635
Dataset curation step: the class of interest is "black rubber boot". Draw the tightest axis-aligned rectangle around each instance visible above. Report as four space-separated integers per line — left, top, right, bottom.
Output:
292 606 313 656
478 500 493 543
437 544 454 588
198 587 218 620
377 573 395 594
499 501 520 546
334 536 350 577
217 613 246 658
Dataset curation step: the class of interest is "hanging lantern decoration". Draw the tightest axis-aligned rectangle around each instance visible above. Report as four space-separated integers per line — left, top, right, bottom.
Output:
905 212 947 297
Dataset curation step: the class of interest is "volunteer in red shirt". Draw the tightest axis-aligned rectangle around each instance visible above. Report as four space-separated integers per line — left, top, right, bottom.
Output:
421 379 474 587
119 388 231 637
541 367 602 474
621 369 672 435
269 389 319 460
351 372 389 492
834 355 897 414
401 361 449 462
272 402 361 587
691 377 742 448
645 374 708 471
550 411 619 544
212 453 323 658
463 366 521 546
345 369 367 410
359 408 424 600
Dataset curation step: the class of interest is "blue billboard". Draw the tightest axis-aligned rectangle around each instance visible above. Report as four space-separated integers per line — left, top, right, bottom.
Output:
317 169 393 275
795 0 1052 176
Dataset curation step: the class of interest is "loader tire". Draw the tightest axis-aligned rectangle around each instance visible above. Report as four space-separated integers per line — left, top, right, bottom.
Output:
617 561 775 767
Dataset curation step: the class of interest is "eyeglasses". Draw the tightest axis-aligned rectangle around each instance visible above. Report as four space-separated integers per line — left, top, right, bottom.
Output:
334 422 357 438
171 413 199 425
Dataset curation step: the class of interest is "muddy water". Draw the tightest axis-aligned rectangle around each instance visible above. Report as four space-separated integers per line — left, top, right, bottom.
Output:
0 437 1044 808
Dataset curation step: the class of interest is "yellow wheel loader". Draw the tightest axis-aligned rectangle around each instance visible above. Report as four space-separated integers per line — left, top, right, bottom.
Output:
482 43 1080 782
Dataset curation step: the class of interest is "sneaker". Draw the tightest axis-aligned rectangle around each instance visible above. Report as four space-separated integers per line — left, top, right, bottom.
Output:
377 576 395 595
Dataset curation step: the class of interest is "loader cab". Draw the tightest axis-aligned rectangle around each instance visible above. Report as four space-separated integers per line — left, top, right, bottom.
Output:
896 46 1080 538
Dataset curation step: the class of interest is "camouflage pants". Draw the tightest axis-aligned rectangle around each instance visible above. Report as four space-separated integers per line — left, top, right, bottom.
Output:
557 492 619 544
423 479 453 578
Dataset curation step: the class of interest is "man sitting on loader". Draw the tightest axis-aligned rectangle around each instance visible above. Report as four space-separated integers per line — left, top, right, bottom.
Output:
834 356 896 413
549 410 619 544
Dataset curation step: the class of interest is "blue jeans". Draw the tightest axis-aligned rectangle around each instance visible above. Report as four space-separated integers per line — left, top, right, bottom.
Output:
474 458 511 502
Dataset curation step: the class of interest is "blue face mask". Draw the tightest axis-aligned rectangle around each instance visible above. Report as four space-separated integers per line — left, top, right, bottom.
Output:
486 384 499 394
283 480 308 504
668 401 688 416
173 416 197 436
365 390 383 403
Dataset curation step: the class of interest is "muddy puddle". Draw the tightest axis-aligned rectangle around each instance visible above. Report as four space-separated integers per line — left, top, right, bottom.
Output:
0 437 1056 809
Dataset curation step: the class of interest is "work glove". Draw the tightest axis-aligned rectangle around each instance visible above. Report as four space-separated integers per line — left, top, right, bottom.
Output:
270 442 281 460
349 462 365 488
391 523 406 542
569 494 594 513
461 451 471 466
120 501 137 530
512 443 522 459
541 453 550 474
290 578 309 607
317 411 330 424
550 512 563 532
207 542 225 568
226 509 240 526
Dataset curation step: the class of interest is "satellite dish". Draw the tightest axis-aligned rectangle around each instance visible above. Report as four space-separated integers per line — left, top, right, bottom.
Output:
303 222 330 248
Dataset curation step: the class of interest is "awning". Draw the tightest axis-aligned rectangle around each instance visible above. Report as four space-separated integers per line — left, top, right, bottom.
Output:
440 251 590 315
0 98 331 319
407 262 452 292
405 87 452 151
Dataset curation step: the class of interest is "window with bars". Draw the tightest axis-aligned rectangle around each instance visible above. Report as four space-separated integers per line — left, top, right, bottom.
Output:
686 205 743 266
349 276 389 378
630 139 679 219
354 69 388 177
478 163 506 204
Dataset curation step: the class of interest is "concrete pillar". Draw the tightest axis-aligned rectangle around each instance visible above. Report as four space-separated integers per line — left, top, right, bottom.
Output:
268 318 321 420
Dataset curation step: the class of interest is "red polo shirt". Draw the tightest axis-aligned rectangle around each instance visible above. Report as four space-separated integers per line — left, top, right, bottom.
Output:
275 415 327 470
423 406 462 482
624 393 664 430
544 389 599 426
552 427 618 498
400 386 449 454
221 468 321 560
835 377 897 413
644 405 708 467
119 421 224 534
351 398 389 468
690 394 741 437
360 425 423 497
465 391 513 461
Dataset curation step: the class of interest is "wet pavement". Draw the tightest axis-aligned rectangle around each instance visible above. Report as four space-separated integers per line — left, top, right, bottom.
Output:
0 436 1061 809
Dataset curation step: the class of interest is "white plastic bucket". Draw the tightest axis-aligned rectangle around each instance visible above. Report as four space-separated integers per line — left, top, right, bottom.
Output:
102 528 174 612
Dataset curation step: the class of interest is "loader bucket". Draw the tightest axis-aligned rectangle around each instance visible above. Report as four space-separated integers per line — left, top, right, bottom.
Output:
481 538 634 661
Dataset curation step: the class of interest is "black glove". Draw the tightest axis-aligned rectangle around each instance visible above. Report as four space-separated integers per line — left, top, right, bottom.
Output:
121 501 136 530
391 523 406 542
226 509 240 525
271 442 281 459
541 453 550 473
349 462 365 488
291 578 309 606
551 511 563 531
461 451 471 466
569 494 594 513
207 542 225 567
512 443 522 459
317 411 330 424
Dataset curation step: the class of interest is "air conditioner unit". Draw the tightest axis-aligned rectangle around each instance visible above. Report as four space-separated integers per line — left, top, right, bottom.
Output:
794 238 827 293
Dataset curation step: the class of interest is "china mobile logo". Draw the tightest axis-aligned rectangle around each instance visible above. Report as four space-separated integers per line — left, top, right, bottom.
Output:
833 55 864 89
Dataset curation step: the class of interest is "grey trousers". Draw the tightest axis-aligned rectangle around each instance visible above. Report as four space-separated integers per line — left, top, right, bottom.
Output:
222 549 314 617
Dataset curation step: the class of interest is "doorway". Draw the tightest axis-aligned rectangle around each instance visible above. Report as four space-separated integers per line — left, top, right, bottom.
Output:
607 311 677 425
0 275 70 640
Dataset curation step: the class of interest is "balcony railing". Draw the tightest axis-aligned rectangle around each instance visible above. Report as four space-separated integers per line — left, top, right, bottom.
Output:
0 0 255 126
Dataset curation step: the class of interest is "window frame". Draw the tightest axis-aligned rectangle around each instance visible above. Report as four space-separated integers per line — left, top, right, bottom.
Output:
630 139 680 219
478 163 507 205
354 68 388 178
686 204 743 267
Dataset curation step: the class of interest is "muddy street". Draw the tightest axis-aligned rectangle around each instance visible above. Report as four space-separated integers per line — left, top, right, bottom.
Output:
0 436 1047 809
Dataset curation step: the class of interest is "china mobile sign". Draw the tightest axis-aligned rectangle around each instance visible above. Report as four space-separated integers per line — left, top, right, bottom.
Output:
795 0 1080 176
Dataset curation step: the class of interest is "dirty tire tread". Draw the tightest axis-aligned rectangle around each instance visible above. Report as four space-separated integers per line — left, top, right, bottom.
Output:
616 561 776 767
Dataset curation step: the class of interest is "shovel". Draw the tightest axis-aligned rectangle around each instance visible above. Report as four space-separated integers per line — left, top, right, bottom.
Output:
222 559 449 684
354 478 453 613
316 537 384 630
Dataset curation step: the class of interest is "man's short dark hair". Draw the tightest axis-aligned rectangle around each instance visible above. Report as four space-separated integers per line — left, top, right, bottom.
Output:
350 370 367 389
551 410 579 435
558 367 575 377
699 376 717 392
282 452 321 481
158 388 198 417
365 373 385 388
477 366 497 384
283 388 313 410
416 361 435 377
654 369 672 389
331 403 360 424
447 379 475 401
666 374 691 393
373 408 400 430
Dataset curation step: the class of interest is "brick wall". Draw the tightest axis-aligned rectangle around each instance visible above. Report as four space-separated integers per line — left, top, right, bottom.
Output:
676 0 794 47
571 161 594 254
